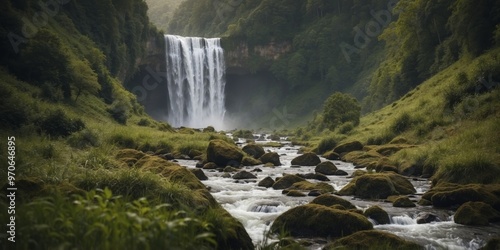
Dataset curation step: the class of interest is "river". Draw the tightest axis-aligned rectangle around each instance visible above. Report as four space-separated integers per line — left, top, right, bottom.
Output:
181 137 500 249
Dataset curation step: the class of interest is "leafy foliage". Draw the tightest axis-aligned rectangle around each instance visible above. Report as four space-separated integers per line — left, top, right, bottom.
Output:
322 92 361 131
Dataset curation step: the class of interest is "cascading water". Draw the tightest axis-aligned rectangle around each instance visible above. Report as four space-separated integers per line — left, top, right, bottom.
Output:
164 35 226 129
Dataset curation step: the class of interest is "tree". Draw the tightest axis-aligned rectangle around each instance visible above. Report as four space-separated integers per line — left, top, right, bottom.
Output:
322 92 361 130
70 59 100 101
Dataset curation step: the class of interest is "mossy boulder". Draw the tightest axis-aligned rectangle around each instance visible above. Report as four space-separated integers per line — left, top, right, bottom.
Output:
270 204 373 238
189 168 208 181
333 141 363 154
208 208 254 250
115 149 147 166
393 196 416 207
454 201 500 226
258 176 275 188
272 175 305 190
288 181 335 194
364 205 390 225
242 144 265 159
422 183 500 209
206 139 244 167
322 150 340 160
286 190 306 197
338 173 416 199
203 162 219 169
241 156 262 166
342 150 382 168
315 161 338 175
325 230 423 250
259 152 282 166
291 152 321 166
310 194 356 209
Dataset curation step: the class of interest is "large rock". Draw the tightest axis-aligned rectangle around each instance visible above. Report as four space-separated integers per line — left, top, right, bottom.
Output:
315 161 338 175
393 196 416 207
296 173 330 181
364 206 390 225
287 181 335 194
338 173 416 199
242 144 265 159
271 204 373 238
272 175 305 190
333 141 363 154
189 168 208 181
259 152 282 166
258 177 275 188
291 153 321 166
206 139 244 167
324 230 423 250
421 183 500 209
454 201 500 226
311 194 356 209
232 171 257 180
210 208 255 250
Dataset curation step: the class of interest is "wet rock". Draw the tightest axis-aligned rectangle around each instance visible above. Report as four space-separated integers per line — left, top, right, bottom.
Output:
315 161 338 175
308 190 323 197
258 176 275 188
333 141 363 154
187 149 203 159
416 213 440 224
224 166 239 172
333 169 348 176
350 170 367 178
195 161 204 168
232 171 257 180
221 172 231 178
296 173 330 181
241 156 262 166
252 168 263 172
206 139 244 167
291 152 321 166
286 190 306 197
454 201 500 226
322 150 340 160
393 196 416 207
263 162 275 168
288 181 334 194
290 165 301 168
272 175 305 190
242 144 265 159
338 173 416 199
189 168 208 181
203 162 218 170
481 237 500 250
259 152 282 166
324 230 423 250
310 194 356 209
364 205 390 225
271 204 373 238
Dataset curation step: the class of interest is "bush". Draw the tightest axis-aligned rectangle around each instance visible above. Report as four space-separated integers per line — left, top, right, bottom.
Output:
322 92 361 131
390 113 413 134
316 136 337 154
107 101 129 124
37 109 85 137
137 118 151 126
338 122 354 134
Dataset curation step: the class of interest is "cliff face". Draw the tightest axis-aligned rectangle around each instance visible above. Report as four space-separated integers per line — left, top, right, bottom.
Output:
224 40 292 74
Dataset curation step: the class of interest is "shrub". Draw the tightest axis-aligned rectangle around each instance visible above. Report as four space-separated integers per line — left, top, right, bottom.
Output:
338 122 354 134
137 118 151 126
107 101 129 124
37 109 85 137
390 113 413 134
316 136 337 154
322 92 361 131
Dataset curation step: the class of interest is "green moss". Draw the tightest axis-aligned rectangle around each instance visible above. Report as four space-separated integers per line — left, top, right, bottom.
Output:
271 204 373 238
325 230 423 250
338 173 416 199
454 201 500 226
364 206 390 225
310 194 356 209
206 139 244 167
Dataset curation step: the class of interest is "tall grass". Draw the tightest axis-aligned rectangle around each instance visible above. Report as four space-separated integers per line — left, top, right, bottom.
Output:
5 189 217 250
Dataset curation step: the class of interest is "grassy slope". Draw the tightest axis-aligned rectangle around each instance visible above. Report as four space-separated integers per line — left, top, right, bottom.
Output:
309 48 500 184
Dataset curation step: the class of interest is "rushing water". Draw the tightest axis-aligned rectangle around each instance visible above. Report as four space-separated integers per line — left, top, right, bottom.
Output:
164 35 226 129
181 137 500 249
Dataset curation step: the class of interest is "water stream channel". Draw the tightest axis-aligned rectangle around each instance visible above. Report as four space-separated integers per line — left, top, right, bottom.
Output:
181 138 500 249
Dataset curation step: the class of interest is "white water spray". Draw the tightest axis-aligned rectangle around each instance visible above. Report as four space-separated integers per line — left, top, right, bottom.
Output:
165 35 226 129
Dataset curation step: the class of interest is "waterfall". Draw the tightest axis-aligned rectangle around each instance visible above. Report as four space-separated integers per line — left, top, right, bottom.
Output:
164 35 226 129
